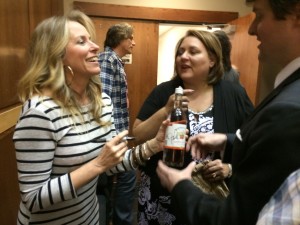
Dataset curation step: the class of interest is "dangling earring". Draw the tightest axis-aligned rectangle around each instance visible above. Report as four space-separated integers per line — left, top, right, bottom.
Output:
67 66 74 77
65 65 74 86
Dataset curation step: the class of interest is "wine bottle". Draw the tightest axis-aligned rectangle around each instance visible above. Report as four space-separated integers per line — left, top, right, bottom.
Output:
163 86 186 168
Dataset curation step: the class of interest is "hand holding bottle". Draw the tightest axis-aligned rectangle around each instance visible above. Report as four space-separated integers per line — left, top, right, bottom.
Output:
163 88 193 115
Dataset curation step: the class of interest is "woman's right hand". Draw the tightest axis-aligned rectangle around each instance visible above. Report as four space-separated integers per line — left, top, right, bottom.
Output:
164 89 193 114
94 130 129 171
70 130 129 190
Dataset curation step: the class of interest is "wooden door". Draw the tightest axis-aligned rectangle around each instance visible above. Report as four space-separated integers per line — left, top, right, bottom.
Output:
230 13 260 105
92 17 159 136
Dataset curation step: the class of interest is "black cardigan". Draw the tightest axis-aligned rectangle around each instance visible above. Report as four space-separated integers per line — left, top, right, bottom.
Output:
137 78 254 175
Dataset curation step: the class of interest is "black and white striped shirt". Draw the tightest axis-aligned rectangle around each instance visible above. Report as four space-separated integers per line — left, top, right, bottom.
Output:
13 93 135 224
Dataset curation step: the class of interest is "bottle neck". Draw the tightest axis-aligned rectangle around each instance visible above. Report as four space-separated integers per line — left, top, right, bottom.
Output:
174 93 183 109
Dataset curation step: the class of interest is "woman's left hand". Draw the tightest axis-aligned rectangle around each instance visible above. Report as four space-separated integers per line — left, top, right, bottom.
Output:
146 119 170 154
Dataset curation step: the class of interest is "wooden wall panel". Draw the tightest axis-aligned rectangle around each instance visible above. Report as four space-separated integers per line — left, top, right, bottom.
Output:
230 13 260 105
0 0 29 222
0 129 19 224
0 0 29 109
28 0 64 33
0 1 63 224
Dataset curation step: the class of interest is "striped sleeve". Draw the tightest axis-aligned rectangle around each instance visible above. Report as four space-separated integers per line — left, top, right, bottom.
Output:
106 149 136 175
13 106 76 213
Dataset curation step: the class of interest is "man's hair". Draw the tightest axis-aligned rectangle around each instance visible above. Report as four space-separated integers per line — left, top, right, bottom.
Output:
104 23 133 48
269 0 300 20
213 30 232 72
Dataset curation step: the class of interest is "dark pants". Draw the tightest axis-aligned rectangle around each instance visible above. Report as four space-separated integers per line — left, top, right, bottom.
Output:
112 170 137 225
97 171 137 225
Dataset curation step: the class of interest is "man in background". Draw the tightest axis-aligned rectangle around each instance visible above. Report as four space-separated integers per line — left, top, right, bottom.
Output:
98 22 136 225
213 30 240 84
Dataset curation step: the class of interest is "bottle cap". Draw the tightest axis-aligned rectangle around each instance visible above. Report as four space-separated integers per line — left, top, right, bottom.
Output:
175 86 183 94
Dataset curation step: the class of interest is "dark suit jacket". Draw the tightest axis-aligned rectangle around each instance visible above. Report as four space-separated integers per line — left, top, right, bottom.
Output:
171 68 300 225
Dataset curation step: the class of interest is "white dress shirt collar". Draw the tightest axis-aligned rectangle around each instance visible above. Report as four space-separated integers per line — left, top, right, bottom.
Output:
274 57 300 88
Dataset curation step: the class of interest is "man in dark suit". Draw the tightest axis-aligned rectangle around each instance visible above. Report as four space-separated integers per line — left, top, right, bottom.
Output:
156 0 300 224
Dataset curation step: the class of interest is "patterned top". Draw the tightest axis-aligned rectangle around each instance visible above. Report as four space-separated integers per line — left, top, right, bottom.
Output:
188 105 214 135
256 168 300 225
13 94 135 224
189 106 215 161
99 46 129 132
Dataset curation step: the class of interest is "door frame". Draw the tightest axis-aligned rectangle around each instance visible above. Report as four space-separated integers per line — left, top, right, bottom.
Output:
73 2 238 24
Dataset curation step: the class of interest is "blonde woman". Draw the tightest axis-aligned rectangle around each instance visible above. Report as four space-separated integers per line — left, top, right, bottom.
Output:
13 10 167 224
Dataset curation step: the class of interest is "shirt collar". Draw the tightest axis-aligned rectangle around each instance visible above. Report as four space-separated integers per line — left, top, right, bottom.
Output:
274 57 300 88
104 46 123 64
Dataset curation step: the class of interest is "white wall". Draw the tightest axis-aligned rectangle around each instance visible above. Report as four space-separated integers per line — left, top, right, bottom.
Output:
64 0 253 17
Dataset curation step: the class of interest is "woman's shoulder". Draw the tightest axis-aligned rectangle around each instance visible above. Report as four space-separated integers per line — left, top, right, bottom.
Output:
101 92 114 111
101 92 111 102
17 96 60 126
22 96 58 112
217 79 245 93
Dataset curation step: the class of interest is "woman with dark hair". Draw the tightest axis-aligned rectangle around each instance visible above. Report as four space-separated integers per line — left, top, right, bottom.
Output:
133 30 253 224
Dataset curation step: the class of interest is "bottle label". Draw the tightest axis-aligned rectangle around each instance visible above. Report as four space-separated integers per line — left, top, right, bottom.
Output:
164 121 186 150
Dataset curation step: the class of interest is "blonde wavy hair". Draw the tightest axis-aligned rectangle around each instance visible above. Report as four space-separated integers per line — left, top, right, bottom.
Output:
18 10 106 125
